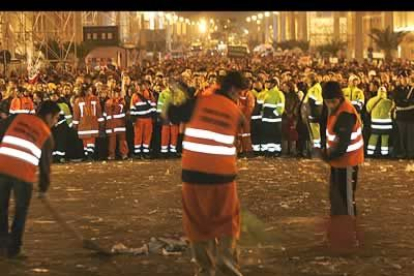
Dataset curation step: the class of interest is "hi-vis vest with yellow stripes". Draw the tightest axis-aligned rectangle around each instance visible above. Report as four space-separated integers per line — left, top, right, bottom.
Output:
326 99 364 168
0 114 51 183
181 94 242 184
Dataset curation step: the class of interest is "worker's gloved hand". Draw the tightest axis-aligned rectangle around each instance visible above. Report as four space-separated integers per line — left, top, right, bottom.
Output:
37 192 47 199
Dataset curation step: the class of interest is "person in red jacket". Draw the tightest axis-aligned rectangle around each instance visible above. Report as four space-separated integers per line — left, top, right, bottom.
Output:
0 101 59 258
237 86 255 157
166 71 247 276
9 88 35 115
72 87 104 160
104 88 128 160
130 81 155 159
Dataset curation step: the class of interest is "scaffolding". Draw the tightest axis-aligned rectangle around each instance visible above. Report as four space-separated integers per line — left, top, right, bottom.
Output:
0 12 80 64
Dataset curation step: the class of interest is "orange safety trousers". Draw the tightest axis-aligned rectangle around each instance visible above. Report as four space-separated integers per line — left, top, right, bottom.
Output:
108 132 128 158
237 118 253 153
161 124 179 153
134 118 153 153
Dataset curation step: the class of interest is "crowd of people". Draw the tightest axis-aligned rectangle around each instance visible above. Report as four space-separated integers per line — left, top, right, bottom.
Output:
0 55 414 162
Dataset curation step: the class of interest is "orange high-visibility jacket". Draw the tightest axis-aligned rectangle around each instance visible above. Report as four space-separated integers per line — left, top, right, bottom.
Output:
326 99 364 168
181 93 242 242
0 114 51 183
9 97 35 115
72 95 104 138
130 90 155 120
104 97 127 135
238 89 255 118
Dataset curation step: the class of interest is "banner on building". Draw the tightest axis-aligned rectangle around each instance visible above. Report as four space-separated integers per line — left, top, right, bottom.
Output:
227 46 249 58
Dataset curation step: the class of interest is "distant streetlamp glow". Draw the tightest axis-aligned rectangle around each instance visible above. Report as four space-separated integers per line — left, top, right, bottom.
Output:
252 15 257 21
173 15 178 22
246 17 251 23
210 19 214 24
199 19 207 33
244 29 249 35
265 12 270 17
179 17 184 22
257 20 261 25
258 13 263 20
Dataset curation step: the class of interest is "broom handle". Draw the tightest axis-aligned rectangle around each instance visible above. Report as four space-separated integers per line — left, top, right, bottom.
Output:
39 197 85 242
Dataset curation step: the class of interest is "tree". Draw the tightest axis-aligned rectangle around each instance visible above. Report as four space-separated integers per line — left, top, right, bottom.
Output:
368 26 408 62
316 39 347 57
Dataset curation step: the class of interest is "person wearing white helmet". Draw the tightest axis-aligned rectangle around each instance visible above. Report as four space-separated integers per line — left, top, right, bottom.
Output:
342 75 365 114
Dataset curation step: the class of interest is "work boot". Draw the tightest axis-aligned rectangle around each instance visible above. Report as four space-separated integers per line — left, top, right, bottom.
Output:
133 153 143 160
7 247 27 259
142 153 151 160
85 155 94 162
0 247 7 258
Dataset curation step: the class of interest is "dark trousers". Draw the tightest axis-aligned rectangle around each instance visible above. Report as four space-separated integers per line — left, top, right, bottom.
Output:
262 121 282 153
0 174 33 251
66 128 84 160
397 121 414 158
52 123 69 161
329 166 358 216
126 119 135 158
151 121 162 157
250 119 263 153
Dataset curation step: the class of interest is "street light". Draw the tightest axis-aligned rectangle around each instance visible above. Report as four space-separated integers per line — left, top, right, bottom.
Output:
265 12 270 17
210 19 214 24
252 15 257 21
257 20 261 25
246 17 251 23
258 13 263 20
173 15 178 22
179 17 184 23
199 19 207 34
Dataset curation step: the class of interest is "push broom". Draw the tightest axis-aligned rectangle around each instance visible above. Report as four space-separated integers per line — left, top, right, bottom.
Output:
39 197 112 256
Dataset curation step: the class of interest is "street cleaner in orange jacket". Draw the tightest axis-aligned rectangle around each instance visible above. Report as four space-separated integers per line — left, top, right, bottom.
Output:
320 81 364 252
165 71 247 276
0 101 60 258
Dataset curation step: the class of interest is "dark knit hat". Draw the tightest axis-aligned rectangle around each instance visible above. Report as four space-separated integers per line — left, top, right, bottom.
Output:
322 81 344 100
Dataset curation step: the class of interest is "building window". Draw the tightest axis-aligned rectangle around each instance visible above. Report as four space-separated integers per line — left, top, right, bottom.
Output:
87 33 92 40
108 32 113 39
102 33 106 39
93 33 98 40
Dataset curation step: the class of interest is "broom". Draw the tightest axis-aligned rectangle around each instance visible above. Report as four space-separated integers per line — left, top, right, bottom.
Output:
39 197 112 256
